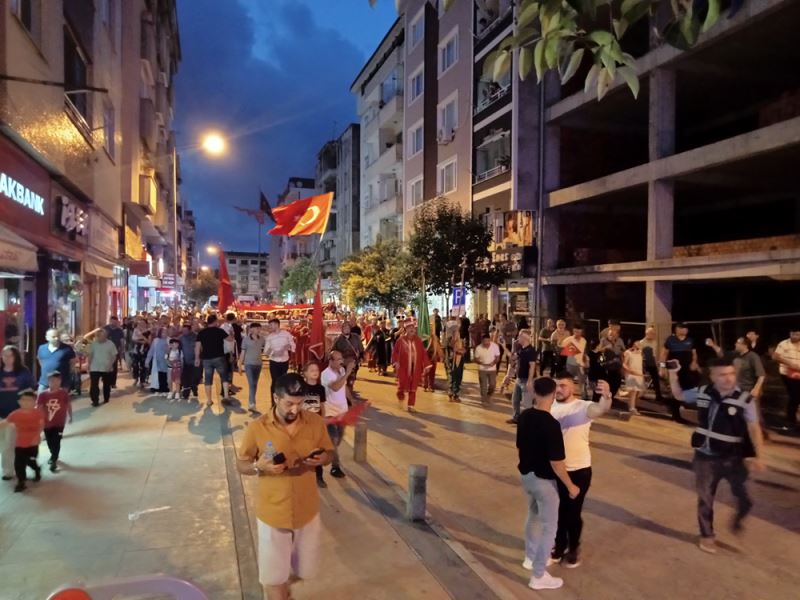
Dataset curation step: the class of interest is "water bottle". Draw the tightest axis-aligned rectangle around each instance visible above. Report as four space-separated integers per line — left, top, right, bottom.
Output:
265 441 276 461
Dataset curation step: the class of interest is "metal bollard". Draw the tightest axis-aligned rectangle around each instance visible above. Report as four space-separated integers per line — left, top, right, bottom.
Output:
353 422 368 463
406 464 428 522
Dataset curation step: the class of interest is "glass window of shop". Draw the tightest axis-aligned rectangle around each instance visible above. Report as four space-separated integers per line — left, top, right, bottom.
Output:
48 265 82 339
0 275 35 365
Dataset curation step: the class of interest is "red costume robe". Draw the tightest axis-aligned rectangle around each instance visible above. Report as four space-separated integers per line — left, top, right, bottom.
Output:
392 335 430 394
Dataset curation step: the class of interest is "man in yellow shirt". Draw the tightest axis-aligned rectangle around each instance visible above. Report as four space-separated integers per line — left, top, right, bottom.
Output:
238 373 334 600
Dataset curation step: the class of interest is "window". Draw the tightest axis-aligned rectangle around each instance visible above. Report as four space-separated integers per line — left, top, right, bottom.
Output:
380 68 400 104
437 157 457 195
408 176 424 209
101 0 116 46
439 28 458 76
410 11 424 49
103 101 115 159
438 93 458 139
409 120 424 157
64 27 90 127
409 67 424 104
11 0 36 36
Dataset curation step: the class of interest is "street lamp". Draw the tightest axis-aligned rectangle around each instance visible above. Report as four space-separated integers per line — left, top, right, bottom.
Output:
200 265 210 272
206 244 220 256
200 131 227 156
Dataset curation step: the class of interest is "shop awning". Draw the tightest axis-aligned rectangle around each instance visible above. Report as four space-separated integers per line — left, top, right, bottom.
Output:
84 261 114 278
0 223 38 272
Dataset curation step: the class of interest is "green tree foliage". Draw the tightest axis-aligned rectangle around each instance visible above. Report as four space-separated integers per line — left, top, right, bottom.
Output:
408 200 507 298
338 240 417 311
185 271 219 304
371 0 739 100
280 258 318 301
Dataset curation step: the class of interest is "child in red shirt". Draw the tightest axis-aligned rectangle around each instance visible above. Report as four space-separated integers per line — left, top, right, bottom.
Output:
3 388 43 492
36 371 72 472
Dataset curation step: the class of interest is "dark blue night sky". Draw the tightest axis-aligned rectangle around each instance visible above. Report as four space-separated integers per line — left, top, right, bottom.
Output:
175 0 396 259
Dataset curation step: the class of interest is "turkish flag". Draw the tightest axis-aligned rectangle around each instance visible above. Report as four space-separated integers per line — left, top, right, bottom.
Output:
268 198 311 235
288 192 333 236
217 249 235 314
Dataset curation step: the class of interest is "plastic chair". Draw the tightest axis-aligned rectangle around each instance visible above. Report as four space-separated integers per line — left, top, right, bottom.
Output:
48 574 209 600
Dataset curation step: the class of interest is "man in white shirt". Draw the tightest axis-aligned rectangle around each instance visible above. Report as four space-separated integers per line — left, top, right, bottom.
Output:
263 318 296 405
474 334 501 403
548 375 612 568
774 328 800 427
320 350 353 479
558 324 589 399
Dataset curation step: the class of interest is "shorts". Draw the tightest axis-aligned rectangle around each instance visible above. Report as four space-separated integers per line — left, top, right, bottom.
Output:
202 356 228 385
625 375 646 391
257 514 321 586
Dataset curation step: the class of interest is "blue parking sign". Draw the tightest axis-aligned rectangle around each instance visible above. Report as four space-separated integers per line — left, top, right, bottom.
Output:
452 286 465 306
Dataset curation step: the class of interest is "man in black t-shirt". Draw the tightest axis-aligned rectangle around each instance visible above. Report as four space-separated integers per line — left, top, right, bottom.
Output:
508 330 538 425
517 377 579 591
194 315 233 412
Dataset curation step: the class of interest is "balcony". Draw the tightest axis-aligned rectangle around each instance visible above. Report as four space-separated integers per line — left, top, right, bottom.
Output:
474 81 511 115
138 175 157 215
364 191 403 217
475 2 514 55
366 142 403 175
474 129 511 184
140 98 157 151
378 90 403 130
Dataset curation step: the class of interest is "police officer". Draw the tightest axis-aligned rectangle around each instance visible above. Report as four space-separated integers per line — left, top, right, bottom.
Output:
668 357 765 554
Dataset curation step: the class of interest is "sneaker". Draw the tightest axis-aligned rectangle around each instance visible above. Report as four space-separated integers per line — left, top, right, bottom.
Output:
522 557 533 571
529 571 563 590
316 477 328 489
2 475 13 481
33 466 41 482
330 466 346 479
506 417 519 425
191 393 199 400
629 408 640 416
563 551 581 568
14 482 26 493
547 552 563 567
50 463 59 473
698 537 717 554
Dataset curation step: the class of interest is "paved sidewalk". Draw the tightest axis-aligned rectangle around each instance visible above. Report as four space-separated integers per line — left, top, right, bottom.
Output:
0 372 462 600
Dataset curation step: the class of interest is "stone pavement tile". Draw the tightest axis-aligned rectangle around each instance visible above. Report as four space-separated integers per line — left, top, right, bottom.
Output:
117 542 242 600
0 549 126 600
126 511 234 551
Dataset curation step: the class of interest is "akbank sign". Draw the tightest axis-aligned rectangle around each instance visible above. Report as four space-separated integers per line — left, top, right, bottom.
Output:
0 171 46 216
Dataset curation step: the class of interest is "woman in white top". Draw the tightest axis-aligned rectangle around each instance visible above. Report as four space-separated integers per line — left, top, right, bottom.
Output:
623 340 645 415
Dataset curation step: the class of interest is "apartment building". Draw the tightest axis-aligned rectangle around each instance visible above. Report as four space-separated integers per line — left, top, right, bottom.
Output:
120 0 183 312
223 251 269 299
538 0 800 339
350 17 405 248
335 123 361 264
315 139 338 281
0 0 181 369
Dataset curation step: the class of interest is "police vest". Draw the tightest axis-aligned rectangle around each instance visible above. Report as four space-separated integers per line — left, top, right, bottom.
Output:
691 386 755 458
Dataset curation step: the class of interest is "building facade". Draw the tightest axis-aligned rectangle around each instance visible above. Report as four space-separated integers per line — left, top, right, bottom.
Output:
315 140 338 281
0 0 182 372
268 176 316 298
223 251 269 299
335 123 361 265
538 0 800 339
350 17 405 248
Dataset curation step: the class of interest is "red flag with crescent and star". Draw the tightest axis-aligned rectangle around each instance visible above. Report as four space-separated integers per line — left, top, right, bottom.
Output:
267 193 333 237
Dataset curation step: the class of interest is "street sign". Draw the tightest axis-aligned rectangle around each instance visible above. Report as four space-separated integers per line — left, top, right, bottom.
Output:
161 273 176 289
452 286 465 306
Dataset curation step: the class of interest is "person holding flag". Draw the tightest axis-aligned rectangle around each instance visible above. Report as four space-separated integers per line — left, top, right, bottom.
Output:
392 320 432 413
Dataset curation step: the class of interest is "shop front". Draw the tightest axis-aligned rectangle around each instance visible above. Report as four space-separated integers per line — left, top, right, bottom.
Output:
86 207 122 324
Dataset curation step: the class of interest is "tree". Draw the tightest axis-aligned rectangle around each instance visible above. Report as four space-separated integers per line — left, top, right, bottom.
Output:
408 200 507 303
370 0 743 100
338 240 417 311
280 258 317 302
185 271 219 304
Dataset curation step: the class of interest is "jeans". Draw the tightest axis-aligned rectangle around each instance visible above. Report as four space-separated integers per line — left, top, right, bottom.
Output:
521 472 560 578
478 370 497 401
781 375 800 424
645 364 663 403
554 467 592 556
245 363 262 408
512 378 533 420
693 453 752 538
90 371 113 405
14 445 38 483
327 423 344 468
44 426 64 462
269 360 289 401
448 357 464 396
0 422 15 477
202 357 228 386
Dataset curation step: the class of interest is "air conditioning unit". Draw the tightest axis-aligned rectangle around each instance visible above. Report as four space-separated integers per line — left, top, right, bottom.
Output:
437 128 455 144
158 71 169 86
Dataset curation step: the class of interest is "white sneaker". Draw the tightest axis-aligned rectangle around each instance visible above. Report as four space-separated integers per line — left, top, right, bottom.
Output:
529 571 563 590
522 557 533 571
191 392 199 400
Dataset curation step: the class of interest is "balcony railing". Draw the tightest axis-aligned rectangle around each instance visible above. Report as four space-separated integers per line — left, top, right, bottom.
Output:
474 163 510 184
474 84 511 114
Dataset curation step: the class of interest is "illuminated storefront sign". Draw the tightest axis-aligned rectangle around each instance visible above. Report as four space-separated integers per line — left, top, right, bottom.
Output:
0 171 46 215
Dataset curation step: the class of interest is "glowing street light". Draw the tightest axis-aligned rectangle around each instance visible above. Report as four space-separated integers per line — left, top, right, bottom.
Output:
200 265 210 272
206 244 220 256
200 131 227 156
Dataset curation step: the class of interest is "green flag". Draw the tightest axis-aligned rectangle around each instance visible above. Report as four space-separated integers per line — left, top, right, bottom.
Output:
418 275 431 349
